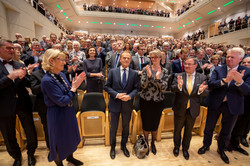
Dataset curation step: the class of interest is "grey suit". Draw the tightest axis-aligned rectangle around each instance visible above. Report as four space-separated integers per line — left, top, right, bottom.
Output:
171 72 208 150
131 54 151 74
106 51 121 75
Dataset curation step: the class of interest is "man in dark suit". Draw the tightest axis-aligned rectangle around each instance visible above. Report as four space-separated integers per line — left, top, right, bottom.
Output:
162 42 173 62
22 41 44 67
30 68 49 149
0 39 36 166
198 47 250 164
131 44 151 76
172 48 189 74
105 51 139 159
106 40 124 75
203 47 213 61
171 57 208 160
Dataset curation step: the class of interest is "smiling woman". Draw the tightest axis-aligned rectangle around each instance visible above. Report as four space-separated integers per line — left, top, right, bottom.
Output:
41 49 86 166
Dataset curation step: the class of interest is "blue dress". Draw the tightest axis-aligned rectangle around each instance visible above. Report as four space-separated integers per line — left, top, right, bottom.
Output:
41 72 80 162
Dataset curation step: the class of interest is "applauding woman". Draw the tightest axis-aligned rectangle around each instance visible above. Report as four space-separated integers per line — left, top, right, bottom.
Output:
139 49 169 155
41 49 86 166
83 46 104 93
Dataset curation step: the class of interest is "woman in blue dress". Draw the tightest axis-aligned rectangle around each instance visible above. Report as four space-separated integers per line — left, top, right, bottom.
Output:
41 49 86 166
83 46 104 92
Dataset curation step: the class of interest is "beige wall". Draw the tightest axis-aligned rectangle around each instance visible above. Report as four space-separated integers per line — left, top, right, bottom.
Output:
0 0 65 41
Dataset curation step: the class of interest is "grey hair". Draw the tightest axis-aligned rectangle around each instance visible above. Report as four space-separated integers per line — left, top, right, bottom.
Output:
227 47 245 58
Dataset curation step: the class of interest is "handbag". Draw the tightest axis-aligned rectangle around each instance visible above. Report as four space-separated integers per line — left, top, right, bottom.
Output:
132 135 149 159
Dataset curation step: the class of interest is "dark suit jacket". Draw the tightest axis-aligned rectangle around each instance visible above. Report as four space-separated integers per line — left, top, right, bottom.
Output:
30 69 47 113
171 72 209 118
22 50 44 66
196 59 210 76
0 60 31 117
105 67 139 113
172 59 185 74
106 52 121 75
207 65 250 115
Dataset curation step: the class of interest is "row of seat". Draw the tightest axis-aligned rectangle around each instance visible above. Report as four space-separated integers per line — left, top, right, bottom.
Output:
0 91 222 150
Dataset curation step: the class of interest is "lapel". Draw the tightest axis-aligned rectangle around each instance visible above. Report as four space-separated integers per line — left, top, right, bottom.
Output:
191 73 199 95
222 65 228 78
0 61 9 75
116 68 122 88
183 73 188 94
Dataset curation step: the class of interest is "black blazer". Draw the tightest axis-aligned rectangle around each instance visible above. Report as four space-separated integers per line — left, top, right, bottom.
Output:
30 69 47 113
171 72 209 118
0 60 32 117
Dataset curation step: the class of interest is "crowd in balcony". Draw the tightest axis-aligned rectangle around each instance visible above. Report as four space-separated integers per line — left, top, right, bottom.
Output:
83 3 170 17
25 0 73 35
217 14 249 35
176 0 198 16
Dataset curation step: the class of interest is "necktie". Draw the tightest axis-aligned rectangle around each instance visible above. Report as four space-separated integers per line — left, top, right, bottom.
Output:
140 56 144 64
2 60 13 65
122 69 127 88
181 61 184 71
186 74 193 109
114 53 120 68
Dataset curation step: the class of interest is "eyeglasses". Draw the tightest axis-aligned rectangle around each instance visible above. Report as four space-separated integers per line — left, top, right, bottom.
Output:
140 49 146 51
1 46 14 50
150 57 159 59
242 61 250 64
184 63 195 66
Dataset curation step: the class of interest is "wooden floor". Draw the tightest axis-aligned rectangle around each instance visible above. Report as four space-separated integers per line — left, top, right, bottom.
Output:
0 132 249 166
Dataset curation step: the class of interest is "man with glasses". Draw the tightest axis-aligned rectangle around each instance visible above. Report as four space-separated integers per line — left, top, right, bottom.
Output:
172 48 189 74
171 57 208 160
198 47 250 164
131 44 150 76
0 39 37 166
162 42 172 62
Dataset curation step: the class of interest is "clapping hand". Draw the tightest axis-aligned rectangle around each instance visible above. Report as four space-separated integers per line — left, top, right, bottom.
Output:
198 81 208 93
8 68 27 80
71 72 86 92
232 70 245 84
145 65 151 78
156 67 161 79
177 75 183 88
27 63 39 71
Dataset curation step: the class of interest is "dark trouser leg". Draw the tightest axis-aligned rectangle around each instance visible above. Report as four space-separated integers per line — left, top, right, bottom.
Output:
243 120 250 139
17 111 38 155
121 104 132 147
38 111 49 148
0 116 21 160
182 110 196 150
174 113 185 149
218 103 238 151
203 107 221 147
231 115 246 146
110 112 120 148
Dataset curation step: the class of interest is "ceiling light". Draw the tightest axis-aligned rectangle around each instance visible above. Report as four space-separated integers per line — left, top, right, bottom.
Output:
192 20 194 22
114 23 116 25
100 22 103 24
78 21 80 23
139 2 141 3
113 3 115 5
60 10 63 12
169 27 171 29
223 1 234 7
139 25 142 26
163 27 165 28
86 21 88 23
218 7 221 10
127 24 129 26
152 26 154 27
66 16 68 18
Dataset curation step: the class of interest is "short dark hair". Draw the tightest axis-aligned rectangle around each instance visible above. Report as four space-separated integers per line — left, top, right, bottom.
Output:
86 46 97 58
185 57 198 65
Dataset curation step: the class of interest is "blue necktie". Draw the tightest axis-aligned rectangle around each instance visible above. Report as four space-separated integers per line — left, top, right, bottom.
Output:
114 53 120 68
122 69 127 88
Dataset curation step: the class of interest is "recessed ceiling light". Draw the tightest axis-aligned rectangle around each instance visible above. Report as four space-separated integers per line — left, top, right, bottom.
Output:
139 2 141 3
100 22 102 24
218 7 221 10
192 20 194 22
60 10 63 12
139 25 142 26
170 27 171 29
66 16 68 18
127 24 129 26
163 27 165 28
78 21 80 23
86 21 88 23
152 26 154 27
114 23 116 25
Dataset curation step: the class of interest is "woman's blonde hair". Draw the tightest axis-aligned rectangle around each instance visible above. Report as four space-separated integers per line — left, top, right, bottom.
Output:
42 49 65 72
149 49 162 58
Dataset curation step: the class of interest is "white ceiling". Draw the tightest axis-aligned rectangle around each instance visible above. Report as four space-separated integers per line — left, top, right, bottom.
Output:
42 0 247 35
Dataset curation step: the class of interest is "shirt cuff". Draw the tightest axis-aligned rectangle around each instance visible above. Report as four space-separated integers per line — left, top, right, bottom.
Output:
235 80 244 86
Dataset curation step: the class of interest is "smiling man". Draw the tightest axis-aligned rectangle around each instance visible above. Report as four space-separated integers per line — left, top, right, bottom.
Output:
198 47 250 164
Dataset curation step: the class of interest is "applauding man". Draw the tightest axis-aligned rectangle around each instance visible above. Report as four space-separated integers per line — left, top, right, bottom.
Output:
171 57 208 160
198 47 250 164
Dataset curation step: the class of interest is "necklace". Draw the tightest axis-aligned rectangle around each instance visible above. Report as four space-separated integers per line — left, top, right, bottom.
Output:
49 72 71 92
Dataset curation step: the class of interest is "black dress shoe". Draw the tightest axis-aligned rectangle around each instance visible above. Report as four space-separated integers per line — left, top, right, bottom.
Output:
13 158 21 166
66 155 83 165
198 146 210 154
233 145 249 156
217 149 229 164
151 142 157 155
146 149 149 156
110 148 116 159
28 154 36 166
240 138 249 147
183 150 189 160
121 146 130 157
173 147 179 157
